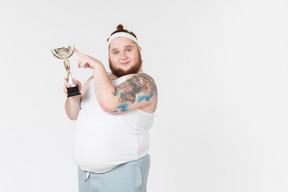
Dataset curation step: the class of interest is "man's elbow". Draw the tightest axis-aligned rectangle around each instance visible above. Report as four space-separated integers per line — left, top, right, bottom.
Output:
99 102 113 113
67 114 78 120
65 109 79 120
98 100 118 114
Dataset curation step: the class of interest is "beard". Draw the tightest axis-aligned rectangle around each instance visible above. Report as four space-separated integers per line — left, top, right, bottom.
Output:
109 53 142 78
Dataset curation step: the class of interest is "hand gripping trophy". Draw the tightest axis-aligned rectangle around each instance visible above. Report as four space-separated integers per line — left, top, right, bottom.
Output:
51 45 81 97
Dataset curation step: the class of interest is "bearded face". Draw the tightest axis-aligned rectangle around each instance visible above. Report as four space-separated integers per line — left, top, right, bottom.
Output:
109 50 142 78
108 37 143 78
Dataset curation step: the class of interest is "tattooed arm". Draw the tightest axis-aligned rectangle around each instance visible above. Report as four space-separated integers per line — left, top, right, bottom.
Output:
94 72 157 114
110 73 158 114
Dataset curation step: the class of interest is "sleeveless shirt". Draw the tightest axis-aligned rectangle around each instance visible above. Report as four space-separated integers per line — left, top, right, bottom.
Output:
73 74 155 173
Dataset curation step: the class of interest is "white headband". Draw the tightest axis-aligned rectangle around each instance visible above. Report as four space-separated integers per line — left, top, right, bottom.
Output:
108 32 139 46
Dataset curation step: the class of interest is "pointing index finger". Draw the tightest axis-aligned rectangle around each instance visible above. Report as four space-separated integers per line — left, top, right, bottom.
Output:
75 48 86 57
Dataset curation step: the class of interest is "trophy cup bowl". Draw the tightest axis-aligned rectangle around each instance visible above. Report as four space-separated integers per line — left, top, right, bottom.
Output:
51 45 81 97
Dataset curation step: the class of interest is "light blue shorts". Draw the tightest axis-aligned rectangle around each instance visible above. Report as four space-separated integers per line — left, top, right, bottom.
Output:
78 154 150 192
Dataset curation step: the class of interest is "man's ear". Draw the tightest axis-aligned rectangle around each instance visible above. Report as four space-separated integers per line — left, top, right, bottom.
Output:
138 46 142 52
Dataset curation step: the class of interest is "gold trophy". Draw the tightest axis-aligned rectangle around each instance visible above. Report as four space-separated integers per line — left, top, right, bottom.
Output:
51 45 81 97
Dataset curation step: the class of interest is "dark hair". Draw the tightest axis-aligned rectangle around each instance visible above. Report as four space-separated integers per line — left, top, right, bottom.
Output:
107 24 137 42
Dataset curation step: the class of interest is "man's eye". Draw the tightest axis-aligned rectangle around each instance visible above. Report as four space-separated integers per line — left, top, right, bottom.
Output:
126 49 131 52
114 51 119 55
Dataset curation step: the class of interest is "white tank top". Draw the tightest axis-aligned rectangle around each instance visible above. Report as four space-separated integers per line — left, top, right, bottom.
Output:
73 74 155 173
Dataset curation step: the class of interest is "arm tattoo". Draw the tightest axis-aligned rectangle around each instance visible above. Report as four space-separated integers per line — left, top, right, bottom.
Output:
113 74 157 112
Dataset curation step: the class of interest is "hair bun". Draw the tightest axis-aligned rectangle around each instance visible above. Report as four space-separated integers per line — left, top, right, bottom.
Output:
117 24 124 30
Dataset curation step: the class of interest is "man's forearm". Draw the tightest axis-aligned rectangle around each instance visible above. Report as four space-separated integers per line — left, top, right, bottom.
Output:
65 95 81 120
93 64 116 112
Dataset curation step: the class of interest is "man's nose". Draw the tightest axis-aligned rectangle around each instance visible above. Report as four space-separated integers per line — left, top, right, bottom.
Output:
120 51 127 60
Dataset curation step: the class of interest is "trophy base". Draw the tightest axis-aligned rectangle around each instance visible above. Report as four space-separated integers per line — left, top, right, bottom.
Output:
67 86 81 97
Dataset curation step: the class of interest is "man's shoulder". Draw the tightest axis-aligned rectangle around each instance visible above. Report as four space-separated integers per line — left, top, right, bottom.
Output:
126 73 156 83
125 73 157 94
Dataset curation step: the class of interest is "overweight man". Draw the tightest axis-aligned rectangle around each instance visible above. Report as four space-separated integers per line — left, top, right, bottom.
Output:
63 24 157 192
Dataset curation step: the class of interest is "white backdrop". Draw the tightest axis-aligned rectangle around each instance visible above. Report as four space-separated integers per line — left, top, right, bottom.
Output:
0 0 287 191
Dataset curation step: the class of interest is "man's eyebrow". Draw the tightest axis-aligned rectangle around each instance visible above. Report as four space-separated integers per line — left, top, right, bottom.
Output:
111 45 134 52
111 48 118 52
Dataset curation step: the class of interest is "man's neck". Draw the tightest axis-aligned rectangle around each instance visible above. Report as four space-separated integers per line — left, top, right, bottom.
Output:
109 68 144 80
108 73 118 80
